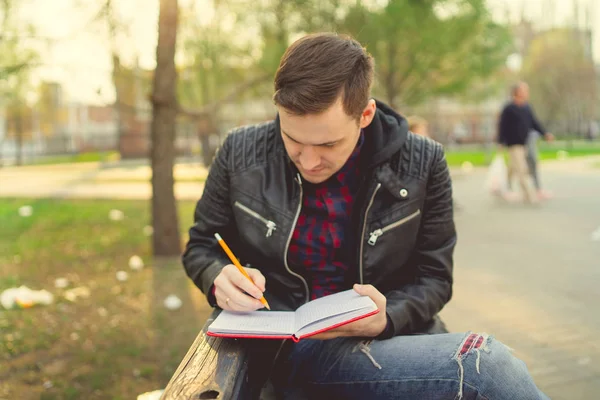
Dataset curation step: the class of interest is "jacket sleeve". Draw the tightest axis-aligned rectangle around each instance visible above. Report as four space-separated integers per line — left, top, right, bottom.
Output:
380 143 456 338
182 134 236 307
528 105 547 136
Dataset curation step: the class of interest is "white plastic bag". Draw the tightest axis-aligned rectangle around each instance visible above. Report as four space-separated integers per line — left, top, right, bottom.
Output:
1 286 54 309
485 155 508 194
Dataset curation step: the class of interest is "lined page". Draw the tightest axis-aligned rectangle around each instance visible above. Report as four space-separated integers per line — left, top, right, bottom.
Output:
294 290 377 333
208 310 294 336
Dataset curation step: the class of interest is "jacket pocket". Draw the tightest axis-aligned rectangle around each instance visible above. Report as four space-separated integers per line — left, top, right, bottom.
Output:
367 209 421 245
234 201 277 237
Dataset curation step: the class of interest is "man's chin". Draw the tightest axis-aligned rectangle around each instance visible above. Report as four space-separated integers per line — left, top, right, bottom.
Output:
300 171 331 184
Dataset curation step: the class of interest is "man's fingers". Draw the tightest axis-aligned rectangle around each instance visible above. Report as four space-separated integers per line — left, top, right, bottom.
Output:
353 284 386 307
223 265 264 299
246 268 266 292
217 280 263 311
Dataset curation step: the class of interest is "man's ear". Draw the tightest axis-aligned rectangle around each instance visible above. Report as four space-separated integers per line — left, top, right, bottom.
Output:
359 99 377 129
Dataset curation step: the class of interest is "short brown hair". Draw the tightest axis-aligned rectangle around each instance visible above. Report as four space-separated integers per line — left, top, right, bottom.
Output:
273 33 374 120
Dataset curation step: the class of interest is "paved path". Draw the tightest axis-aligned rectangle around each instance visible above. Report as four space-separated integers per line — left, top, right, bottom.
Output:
0 161 207 200
442 162 600 399
2 156 600 398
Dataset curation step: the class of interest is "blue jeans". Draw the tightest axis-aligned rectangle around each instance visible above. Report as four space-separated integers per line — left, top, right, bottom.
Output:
273 332 549 399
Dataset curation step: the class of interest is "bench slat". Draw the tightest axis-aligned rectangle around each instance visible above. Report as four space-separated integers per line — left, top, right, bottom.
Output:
161 309 251 400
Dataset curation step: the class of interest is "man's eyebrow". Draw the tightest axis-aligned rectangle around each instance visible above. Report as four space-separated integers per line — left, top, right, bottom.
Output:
281 129 340 146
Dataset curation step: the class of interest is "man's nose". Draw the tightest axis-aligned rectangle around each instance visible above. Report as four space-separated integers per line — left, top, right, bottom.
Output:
298 146 320 170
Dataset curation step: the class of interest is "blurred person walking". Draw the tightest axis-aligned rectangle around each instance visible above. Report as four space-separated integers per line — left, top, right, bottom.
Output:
497 82 554 203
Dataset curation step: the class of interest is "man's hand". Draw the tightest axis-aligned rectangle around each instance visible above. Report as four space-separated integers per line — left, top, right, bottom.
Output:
214 264 266 311
545 132 555 142
310 284 387 340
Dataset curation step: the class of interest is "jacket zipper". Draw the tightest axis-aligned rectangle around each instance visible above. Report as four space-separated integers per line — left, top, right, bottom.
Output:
367 209 421 246
359 183 381 284
283 174 309 304
234 201 277 237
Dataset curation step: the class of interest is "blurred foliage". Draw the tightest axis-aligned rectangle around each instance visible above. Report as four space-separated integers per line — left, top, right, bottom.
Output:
0 0 38 89
176 0 513 111
522 28 598 133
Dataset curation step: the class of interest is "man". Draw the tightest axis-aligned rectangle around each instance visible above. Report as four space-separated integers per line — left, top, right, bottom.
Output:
407 115 429 137
183 33 548 399
497 82 554 203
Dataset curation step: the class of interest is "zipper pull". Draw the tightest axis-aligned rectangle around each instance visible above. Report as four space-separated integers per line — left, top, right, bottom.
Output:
368 229 382 246
265 221 276 237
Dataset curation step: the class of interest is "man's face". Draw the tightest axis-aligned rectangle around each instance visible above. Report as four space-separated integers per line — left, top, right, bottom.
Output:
278 98 376 184
412 123 429 137
514 83 530 104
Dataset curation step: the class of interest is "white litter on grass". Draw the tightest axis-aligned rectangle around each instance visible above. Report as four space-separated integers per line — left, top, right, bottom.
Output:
137 389 164 400
109 209 124 221
70 332 80 341
143 225 154 236
54 278 69 289
98 307 108 317
557 150 569 161
18 205 33 217
43 380 53 390
0 286 54 309
591 227 600 242
63 287 91 302
461 161 474 174
116 271 129 282
164 294 182 310
129 255 144 270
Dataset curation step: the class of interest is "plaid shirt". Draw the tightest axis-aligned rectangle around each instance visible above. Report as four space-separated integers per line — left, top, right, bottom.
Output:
288 132 364 300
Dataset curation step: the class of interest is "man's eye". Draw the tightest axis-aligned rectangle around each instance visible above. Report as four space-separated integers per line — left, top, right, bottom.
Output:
323 143 336 148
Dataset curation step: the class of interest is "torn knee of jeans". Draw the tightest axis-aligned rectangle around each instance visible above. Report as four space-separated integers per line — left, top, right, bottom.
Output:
451 332 492 400
352 340 382 370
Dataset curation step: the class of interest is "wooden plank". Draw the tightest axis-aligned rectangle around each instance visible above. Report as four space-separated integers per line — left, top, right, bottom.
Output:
161 309 251 400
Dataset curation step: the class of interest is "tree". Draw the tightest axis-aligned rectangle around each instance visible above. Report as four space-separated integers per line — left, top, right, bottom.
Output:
522 28 598 136
94 0 132 158
150 0 180 257
342 0 512 108
1 0 38 166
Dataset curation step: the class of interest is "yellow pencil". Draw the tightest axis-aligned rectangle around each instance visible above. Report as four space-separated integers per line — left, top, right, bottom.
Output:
214 233 271 310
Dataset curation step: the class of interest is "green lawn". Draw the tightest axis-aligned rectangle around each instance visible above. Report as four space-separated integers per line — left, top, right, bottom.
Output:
0 199 209 400
30 151 120 166
444 143 600 167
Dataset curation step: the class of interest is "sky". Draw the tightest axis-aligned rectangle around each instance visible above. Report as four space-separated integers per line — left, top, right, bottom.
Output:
13 0 600 105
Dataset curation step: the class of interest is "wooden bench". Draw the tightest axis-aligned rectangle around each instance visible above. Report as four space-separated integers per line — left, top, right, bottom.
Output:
162 309 448 399
161 308 278 400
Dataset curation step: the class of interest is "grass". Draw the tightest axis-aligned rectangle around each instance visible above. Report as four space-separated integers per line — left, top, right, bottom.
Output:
29 151 120 166
91 176 207 184
0 198 211 400
444 143 600 167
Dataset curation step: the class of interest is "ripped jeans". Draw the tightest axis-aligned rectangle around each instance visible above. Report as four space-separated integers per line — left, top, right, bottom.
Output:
272 332 550 400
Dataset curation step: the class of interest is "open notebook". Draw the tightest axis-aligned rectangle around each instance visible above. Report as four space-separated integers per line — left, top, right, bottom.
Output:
206 289 379 342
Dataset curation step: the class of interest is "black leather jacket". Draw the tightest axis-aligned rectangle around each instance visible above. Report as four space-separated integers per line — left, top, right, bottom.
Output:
183 100 456 338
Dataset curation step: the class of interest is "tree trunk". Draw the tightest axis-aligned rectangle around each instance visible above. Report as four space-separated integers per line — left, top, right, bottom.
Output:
15 108 23 166
111 53 127 158
150 0 181 257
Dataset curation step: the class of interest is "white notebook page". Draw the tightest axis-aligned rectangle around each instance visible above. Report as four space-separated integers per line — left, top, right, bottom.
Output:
208 310 294 336
294 290 377 333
